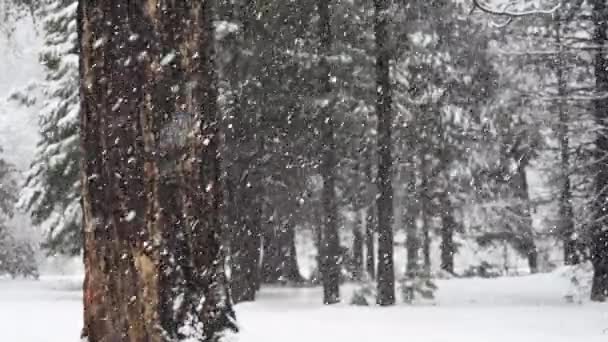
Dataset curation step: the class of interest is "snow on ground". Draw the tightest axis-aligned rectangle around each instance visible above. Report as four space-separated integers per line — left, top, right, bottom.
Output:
0 272 606 342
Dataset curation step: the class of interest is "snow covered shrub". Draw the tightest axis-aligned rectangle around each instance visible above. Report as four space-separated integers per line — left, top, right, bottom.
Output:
462 261 501 278
399 272 437 304
562 262 593 304
0 228 39 279
350 275 376 306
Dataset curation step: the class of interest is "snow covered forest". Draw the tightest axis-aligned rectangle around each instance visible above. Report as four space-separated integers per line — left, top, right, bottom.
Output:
0 0 607 341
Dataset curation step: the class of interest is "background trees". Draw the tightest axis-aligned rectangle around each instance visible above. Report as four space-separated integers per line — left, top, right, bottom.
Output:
1 0 607 317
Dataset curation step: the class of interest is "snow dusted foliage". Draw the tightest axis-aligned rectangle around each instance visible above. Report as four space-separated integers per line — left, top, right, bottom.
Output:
12 0 80 256
0 153 38 278
562 262 594 304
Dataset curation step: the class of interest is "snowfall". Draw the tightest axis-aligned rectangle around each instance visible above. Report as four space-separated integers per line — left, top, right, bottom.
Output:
0 268 606 342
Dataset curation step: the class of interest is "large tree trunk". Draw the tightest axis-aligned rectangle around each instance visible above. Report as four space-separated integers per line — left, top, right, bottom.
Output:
79 1 236 341
591 0 608 302
374 0 395 306
318 0 341 304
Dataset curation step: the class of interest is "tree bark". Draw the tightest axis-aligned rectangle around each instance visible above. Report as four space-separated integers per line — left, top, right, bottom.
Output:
79 1 236 341
374 0 395 306
364 144 376 280
554 14 578 266
420 154 431 276
405 174 418 275
514 162 538 274
318 0 341 304
352 214 364 281
591 0 608 302
440 193 456 274
365 204 376 279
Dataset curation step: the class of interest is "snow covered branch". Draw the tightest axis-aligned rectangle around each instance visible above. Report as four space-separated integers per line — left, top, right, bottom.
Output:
471 0 561 26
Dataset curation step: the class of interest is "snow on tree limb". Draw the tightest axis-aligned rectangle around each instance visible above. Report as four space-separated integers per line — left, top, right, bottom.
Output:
471 0 561 26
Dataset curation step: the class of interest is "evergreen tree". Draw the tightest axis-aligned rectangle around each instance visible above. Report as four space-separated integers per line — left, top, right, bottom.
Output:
13 0 80 256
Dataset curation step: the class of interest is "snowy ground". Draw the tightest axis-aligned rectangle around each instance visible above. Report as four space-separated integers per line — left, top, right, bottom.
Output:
0 272 606 342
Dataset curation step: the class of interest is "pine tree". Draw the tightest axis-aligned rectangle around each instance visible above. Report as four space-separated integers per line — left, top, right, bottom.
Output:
14 0 80 256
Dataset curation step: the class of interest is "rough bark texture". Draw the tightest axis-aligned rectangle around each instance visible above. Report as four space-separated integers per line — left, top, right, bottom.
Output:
79 1 237 341
374 0 395 306
318 0 341 304
591 0 608 302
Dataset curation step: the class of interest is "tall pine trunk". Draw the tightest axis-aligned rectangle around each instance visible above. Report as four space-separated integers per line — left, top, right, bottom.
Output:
318 0 340 304
405 174 418 275
364 144 376 279
374 0 395 306
591 0 608 302
440 193 456 274
514 162 538 274
79 1 236 340
554 14 578 266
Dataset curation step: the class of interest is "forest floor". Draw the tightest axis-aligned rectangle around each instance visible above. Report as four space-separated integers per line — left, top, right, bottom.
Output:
0 270 606 342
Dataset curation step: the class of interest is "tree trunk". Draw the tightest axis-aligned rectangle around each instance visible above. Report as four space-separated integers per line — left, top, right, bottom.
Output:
365 204 376 279
364 144 376 280
261 218 303 284
374 0 395 306
440 193 456 274
318 0 340 304
514 162 538 274
591 0 608 302
230 180 261 303
79 1 237 341
420 156 431 276
553 13 578 266
352 214 364 281
405 174 418 275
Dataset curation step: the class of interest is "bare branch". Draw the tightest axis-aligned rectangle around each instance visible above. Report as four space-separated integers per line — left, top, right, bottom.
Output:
472 0 561 23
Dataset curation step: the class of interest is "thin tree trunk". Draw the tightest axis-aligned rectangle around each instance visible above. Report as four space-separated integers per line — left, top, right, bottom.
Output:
374 0 395 306
365 204 376 279
364 144 376 280
405 174 418 275
554 15 578 266
591 0 608 302
352 214 364 281
79 1 236 340
420 155 431 276
514 162 538 274
318 0 340 304
440 193 456 274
